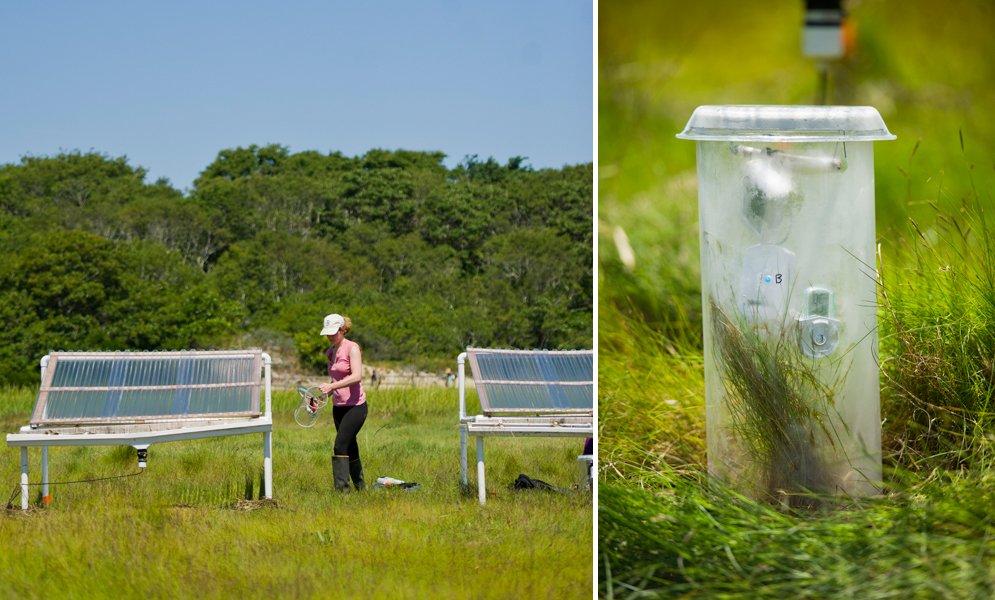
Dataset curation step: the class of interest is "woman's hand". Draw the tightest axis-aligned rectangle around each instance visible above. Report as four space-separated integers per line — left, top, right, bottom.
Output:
318 383 334 395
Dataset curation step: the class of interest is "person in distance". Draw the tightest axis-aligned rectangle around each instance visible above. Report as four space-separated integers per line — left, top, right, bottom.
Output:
317 314 367 492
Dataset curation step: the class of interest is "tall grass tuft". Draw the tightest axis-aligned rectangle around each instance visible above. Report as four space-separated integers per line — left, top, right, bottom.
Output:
600 452 995 599
710 301 845 507
878 166 995 470
598 294 706 483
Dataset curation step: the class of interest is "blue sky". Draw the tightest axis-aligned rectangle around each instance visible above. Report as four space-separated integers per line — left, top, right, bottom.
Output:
0 1 593 191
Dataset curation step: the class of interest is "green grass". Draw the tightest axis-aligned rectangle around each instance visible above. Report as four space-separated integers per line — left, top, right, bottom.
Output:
709 300 846 507
598 196 995 597
598 301 705 482
601 456 995 599
878 193 995 468
0 387 592 599
599 170 995 597
599 217 995 597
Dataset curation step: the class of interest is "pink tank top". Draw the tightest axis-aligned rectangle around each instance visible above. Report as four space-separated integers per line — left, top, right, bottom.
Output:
327 339 366 407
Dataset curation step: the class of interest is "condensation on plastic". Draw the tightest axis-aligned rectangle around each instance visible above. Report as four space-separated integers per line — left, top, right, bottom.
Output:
466 348 593 414
31 350 262 425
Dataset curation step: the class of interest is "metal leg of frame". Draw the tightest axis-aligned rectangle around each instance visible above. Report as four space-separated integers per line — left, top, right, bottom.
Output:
20 447 28 511
577 454 593 491
460 425 468 487
42 447 50 505
476 436 486 505
263 431 273 499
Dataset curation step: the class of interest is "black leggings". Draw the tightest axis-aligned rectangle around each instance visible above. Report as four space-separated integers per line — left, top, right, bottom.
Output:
332 403 368 461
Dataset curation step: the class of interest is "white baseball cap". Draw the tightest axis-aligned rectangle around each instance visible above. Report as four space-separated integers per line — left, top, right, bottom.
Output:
320 314 346 336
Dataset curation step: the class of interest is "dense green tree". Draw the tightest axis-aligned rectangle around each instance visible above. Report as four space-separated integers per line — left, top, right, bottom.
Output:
0 230 242 384
281 150 361 178
0 151 158 230
342 224 460 294
114 196 222 267
209 231 373 321
448 154 530 184
363 149 447 176
194 144 290 183
482 228 588 349
338 168 417 234
8 151 144 209
417 182 493 268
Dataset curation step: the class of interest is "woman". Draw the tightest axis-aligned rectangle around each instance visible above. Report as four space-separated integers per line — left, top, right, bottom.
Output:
317 313 367 492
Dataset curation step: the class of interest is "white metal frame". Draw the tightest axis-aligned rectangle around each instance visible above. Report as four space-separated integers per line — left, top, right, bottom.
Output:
7 353 274 510
458 351 593 505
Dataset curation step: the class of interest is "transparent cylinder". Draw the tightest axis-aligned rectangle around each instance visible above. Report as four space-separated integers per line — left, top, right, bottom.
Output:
696 139 881 504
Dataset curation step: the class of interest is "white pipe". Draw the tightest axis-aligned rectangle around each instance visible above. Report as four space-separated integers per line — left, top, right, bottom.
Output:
476 436 486 505
460 425 468 487
20 447 28 510
262 353 273 499
42 447 49 504
263 431 273 499
457 352 468 421
458 352 469 487
262 353 272 418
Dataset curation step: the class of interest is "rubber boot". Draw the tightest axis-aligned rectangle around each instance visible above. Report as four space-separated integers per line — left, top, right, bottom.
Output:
350 458 365 491
333 456 351 493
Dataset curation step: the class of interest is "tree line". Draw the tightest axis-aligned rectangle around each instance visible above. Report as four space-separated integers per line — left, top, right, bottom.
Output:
0 146 592 384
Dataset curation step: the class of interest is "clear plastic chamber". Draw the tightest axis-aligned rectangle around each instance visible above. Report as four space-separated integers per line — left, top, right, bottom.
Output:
677 105 895 505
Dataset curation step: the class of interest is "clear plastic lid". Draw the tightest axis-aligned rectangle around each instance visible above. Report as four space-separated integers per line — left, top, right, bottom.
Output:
676 105 896 142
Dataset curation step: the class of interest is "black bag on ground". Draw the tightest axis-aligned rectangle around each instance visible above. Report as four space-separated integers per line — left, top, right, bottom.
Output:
509 474 557 491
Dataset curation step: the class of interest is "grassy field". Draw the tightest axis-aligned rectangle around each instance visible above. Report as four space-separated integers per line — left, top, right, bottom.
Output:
599 1 995 597
599 195 995 598
600 454 995 599
0 386 592 599
601 263 995 599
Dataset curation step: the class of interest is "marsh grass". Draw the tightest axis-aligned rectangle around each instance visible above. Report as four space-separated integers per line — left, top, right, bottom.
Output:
599 152 995 596
598 296 706 483
598 224 995 597
600 452 995 600
0 386 591 599
710 301 846 507
599 286 995 597
878 181 995 470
